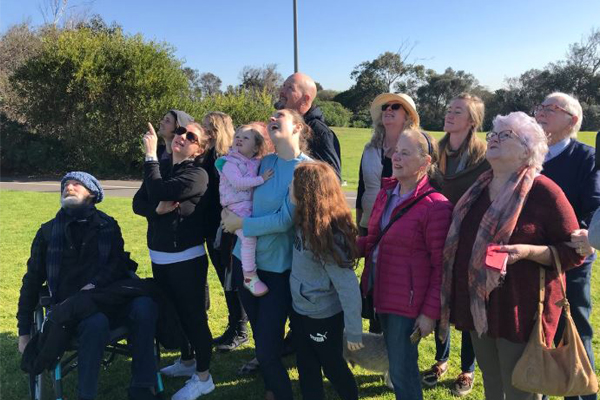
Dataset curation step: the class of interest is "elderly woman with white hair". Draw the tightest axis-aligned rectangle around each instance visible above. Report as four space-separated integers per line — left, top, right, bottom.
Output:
536 93 600 400
439 112 585 400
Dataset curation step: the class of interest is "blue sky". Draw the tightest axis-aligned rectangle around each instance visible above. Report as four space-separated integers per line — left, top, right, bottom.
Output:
2 0 599 92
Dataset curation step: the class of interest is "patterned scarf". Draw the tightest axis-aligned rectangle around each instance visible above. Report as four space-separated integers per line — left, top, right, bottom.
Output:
439 166 536 338
46 206 111 298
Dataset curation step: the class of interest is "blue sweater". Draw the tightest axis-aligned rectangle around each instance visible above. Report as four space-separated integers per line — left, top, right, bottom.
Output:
541 140 600 228
233 152 311 273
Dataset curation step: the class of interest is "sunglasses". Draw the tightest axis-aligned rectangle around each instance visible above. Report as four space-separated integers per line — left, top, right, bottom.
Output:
381 103 404 112
174 127 200 144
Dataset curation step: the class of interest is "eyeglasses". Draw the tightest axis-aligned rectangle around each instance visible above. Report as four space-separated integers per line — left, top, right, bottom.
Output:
485 130 527 146
534 104 574 117
381 103 404 112
174 127 200 144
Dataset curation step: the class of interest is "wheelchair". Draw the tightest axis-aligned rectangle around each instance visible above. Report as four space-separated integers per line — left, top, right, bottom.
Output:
27 286 165 400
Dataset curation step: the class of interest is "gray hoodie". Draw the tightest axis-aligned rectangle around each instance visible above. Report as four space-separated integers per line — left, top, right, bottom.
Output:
290 229 363 343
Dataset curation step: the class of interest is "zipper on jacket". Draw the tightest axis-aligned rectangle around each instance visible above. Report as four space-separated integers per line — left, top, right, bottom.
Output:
409 290 414 306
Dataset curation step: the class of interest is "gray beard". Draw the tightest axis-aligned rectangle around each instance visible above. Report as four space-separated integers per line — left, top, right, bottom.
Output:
61 196 87 209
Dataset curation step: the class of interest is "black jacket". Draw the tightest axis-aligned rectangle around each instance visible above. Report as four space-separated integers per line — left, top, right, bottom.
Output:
304 105 342 179
17 210 132 336
132 159 209 252
197 147 222 240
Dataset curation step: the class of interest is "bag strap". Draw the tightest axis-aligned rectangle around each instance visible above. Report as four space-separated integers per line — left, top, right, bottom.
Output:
368 190 436 257
548 245 570 309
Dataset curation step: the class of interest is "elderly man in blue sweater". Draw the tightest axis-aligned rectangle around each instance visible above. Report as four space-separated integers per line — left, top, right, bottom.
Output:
536 93 600 400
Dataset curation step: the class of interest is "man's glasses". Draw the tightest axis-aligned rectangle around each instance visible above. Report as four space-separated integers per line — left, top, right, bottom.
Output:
174 127 200 144
534 104 573 117
381 103 404 112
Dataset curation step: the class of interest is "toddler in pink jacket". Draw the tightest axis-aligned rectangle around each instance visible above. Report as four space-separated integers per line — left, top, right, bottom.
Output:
216 123 273 296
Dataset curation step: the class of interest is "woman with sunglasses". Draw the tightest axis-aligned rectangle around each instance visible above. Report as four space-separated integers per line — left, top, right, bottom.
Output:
356 93 420 333
439 112 584 400
133 122 216 400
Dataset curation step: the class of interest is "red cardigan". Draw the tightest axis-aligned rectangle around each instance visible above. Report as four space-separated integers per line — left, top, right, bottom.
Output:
358 176 453 320
449 175 584 344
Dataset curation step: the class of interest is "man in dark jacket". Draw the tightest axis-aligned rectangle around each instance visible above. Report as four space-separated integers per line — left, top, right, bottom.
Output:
536 93 600 400
17 172 159 400
275 72 342 179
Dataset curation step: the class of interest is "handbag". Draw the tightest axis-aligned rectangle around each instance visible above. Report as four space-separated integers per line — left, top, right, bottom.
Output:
360 190 436 320
511 246 599 396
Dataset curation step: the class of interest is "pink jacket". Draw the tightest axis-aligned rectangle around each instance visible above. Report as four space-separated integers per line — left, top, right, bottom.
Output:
217 150 263 207
358 176 453 320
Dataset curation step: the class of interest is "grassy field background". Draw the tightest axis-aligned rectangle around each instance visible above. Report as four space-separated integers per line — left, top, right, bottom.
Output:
1 129 598 399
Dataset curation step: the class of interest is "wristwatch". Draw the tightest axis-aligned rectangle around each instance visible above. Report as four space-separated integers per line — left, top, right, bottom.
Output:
145 155 158 162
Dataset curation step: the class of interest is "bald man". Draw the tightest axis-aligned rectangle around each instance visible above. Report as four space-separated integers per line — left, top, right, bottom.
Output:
275 73 342 179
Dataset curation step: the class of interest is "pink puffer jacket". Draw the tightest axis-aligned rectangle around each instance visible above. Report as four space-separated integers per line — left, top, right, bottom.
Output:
217 150 263 207
358 176 453 320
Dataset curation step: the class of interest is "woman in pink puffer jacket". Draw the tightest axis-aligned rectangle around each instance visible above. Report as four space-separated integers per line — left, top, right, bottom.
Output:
358 129 453 400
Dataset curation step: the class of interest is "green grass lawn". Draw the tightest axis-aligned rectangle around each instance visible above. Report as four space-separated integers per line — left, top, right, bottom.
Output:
1 190 599 400
1 131 599 399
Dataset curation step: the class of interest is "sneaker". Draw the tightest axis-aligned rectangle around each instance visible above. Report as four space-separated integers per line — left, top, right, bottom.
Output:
172 374 215 400
216 330 248 352
160 358 196 377
451 372 474 397
212 325 235 346
421 362 448 387
237 357 260 375
243 273 269 297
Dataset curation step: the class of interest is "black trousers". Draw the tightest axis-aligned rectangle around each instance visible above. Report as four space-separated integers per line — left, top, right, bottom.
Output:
206 233 248 330
233 257 294 400
291 310 358 400
152 256 212 371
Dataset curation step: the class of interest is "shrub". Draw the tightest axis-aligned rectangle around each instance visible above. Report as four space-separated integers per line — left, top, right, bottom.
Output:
313 99 352 127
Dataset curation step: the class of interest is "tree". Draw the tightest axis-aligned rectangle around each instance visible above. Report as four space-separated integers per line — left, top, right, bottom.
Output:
239 64 282 98
7 18 191 174
335 50 424 126
198 72 222 97
415 68 485 130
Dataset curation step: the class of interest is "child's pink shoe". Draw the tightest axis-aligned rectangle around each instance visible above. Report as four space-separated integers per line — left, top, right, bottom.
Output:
243 273 269 297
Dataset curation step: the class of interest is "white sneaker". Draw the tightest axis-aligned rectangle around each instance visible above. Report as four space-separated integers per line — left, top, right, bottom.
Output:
160 358 196 377
172 374 215 400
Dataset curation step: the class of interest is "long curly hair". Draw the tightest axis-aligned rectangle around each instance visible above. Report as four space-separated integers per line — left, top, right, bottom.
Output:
293 161 358 267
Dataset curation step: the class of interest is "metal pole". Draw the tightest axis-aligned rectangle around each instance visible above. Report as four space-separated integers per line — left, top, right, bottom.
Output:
293 0 299 72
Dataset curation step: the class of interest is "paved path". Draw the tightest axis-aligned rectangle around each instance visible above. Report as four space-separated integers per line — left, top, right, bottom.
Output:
1 178 358 208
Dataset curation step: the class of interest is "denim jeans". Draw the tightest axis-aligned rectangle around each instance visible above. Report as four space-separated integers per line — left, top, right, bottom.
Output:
378 313 422 400
77 296 158 399
434 325 476 372
555 261 596 400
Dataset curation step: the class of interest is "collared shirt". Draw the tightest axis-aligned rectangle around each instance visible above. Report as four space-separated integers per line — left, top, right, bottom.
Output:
545 137 571 162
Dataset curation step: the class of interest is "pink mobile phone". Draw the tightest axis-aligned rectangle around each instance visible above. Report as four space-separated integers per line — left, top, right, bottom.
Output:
485 244 508 272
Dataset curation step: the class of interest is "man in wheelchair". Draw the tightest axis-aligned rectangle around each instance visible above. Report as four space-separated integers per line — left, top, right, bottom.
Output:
16 171 160 400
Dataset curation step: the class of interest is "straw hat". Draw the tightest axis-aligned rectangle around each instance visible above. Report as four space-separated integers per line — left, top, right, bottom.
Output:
370 93 420 127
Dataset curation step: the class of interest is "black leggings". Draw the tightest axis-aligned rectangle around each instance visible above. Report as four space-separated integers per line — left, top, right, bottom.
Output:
291 310 358 400
152 256 212 371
